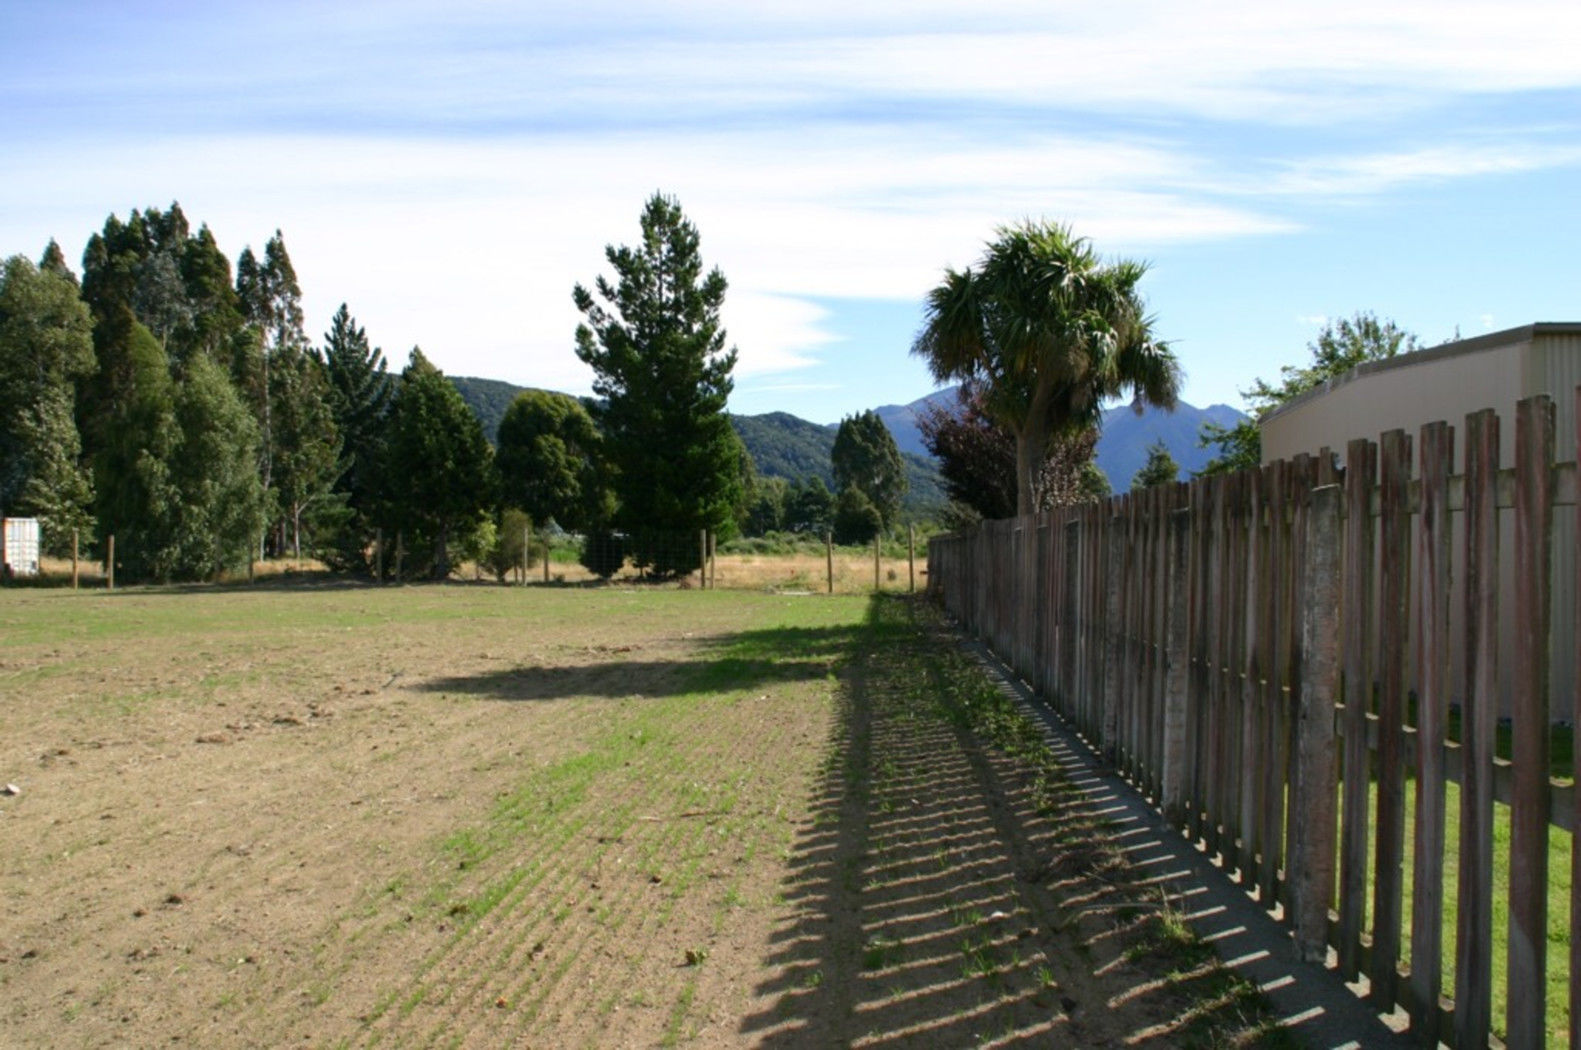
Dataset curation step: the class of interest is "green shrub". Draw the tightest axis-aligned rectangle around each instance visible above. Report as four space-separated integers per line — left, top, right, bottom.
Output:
579 530 625 579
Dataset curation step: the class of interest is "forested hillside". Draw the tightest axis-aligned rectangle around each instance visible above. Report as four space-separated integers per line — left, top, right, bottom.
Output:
453 379 947 518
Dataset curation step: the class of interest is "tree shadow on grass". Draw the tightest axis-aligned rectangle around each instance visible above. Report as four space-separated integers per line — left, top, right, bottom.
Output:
412 622 865 702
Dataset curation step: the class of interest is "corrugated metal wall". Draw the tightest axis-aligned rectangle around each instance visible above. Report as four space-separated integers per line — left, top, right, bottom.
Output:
1536 331 1580 728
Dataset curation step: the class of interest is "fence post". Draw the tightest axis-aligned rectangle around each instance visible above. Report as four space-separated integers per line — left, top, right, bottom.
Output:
1339 438 1377 982
543 539 551 583
1371 431 1412 1011
1445 413 1494 1049
699 530 708 590
1572 386 1581 1047
71 529 79 590
826 532 833 595
873 534 881 592
106 534 115 591
1160 507 1190 822
908 524 915 593
1506 396 1554 1050
395 531 404 581
1101 508 1123 763
1289 483 1340 962
521 526 529 585
709 530 717 589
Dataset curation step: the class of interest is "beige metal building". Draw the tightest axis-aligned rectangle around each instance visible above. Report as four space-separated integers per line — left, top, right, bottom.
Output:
1261 322 1581 719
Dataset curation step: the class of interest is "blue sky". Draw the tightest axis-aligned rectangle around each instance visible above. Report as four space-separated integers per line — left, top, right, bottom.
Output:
4 1 1579 423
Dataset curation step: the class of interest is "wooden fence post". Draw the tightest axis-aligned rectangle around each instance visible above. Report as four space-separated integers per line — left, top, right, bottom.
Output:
1410 419 1453 1046
1506 396 1554 1050
1101 507 1123 763
1572 385 1581 1049
1458 411 1498 1050
71 529 79 590
106 534 115 591
1290 482 1341 962
873 534 881 592
1371 430 1411 1011
908 524 915 593
521 526 529 585
1339 438 1377 982
826 532 834 595
1160 506 1191 822
375 528 384 582
699 530 708 590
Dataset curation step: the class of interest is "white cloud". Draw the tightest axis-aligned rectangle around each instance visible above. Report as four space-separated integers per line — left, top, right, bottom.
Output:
1 127 1292 390
1257 142 1581 199
4 1 1579 408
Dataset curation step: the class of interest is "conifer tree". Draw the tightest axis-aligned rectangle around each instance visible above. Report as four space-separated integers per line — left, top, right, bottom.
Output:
383 349 491 578
830 410 907 531
1130 440 1180 490
39 240 76 284
573 193 745 576
320 303 393 572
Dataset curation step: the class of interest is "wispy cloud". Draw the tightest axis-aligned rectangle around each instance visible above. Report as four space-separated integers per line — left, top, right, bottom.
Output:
1257 141 1581 199
2 1 1578 406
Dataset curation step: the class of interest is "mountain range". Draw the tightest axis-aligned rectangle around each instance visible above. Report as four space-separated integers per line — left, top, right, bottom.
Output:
449 376 1247 511
867 387 1247 489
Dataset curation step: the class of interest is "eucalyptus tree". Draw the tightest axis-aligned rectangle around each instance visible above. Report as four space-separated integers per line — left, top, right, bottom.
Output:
494 389 611 532
1198 312 1420 475
235 230 307 503
913 221 1180 516
0 255 96 550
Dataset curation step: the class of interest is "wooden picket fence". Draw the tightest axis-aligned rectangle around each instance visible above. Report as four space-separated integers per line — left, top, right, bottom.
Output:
926 392 1580 1050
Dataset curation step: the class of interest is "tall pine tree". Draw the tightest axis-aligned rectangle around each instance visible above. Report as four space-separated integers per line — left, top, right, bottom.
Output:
573 193 746 576
384 349 491 579
320 303 393 573
830 410 907 531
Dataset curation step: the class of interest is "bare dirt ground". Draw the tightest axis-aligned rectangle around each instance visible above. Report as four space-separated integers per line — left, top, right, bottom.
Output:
0 583 1279 1048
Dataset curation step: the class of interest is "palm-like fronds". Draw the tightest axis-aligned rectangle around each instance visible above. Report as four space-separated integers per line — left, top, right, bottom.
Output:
912 220 1181 516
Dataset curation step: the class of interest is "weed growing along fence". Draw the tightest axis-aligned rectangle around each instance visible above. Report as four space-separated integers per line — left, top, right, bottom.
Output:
927 392 1580 1049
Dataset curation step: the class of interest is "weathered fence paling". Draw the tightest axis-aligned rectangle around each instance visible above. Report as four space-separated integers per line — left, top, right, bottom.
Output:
926 387 1581 1050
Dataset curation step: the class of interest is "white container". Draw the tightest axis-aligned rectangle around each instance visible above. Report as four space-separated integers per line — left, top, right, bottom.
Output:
2 517 41 578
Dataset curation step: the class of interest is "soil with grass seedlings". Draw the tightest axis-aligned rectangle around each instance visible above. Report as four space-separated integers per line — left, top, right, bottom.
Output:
2 583 1287 1048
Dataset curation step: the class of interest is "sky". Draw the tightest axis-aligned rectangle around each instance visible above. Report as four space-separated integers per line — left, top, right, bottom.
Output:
4 1 1579 424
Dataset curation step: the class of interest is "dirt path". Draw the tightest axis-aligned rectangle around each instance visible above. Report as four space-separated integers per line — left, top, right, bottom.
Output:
1 585 1278 1048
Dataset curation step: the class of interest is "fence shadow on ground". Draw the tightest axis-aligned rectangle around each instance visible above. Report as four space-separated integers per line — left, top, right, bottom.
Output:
739 596 1306 1048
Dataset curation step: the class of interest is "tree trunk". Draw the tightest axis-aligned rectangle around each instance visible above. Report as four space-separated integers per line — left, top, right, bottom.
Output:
435 524 450 579
1014 374 1059 518
1014 430 1038 517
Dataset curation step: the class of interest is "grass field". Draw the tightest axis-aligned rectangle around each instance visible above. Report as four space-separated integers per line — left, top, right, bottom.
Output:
1 581 1285 1047
32 545 928 594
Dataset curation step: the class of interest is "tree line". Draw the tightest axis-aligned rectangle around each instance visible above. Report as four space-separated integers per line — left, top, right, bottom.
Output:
0 194 922 583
